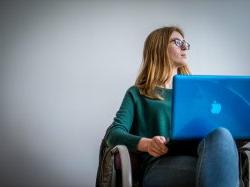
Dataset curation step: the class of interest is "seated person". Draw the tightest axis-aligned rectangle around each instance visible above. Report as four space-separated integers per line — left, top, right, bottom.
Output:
106 26 240 187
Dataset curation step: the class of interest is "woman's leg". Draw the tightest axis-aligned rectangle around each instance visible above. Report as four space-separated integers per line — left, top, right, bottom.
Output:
196 127 239 187
143 155 197 187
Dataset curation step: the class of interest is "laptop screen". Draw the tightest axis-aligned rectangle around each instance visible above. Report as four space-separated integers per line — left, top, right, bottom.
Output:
171 75 250 140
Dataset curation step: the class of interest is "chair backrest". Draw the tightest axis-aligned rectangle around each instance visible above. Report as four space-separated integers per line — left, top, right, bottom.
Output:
96 138 115 187
239 146 250 187
96 135 143 187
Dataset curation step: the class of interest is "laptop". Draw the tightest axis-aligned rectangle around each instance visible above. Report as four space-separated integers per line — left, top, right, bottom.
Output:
170 75 250 140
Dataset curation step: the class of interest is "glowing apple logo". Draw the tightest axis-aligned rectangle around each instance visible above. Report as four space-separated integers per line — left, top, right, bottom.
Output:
211 101 222 114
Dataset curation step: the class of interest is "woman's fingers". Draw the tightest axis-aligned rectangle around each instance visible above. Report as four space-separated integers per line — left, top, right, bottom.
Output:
153 136 168 153
147 136 170 157
160 136 169 144
147 139 163 156
151 140 164 154
149 149 162 157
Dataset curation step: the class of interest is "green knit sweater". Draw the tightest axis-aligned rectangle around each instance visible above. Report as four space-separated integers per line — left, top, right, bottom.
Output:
106 85 172 171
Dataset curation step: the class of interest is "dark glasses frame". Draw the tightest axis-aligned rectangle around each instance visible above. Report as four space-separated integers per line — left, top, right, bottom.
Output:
170 38 190 50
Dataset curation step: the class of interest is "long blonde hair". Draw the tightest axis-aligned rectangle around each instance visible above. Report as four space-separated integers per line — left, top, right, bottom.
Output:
135 26 191 100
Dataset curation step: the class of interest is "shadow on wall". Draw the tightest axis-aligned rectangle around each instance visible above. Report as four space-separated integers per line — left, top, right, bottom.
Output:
0 124 69 187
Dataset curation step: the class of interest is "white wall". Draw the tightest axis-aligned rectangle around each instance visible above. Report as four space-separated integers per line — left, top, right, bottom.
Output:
1 0 250 186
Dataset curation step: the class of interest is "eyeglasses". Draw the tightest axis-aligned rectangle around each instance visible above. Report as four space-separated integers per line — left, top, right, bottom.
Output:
170 38 190 50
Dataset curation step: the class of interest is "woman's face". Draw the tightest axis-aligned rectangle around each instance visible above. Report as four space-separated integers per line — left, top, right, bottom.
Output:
167 31 189 67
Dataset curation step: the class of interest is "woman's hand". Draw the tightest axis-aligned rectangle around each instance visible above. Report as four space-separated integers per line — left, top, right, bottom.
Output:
137 136 169 157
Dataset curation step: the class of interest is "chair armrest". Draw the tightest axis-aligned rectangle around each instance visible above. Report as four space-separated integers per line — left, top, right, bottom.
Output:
111 145 132 187
241 143 250 184
239 142 250 187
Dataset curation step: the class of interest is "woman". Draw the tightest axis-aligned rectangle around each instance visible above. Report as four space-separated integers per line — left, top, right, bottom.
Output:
106 26 239 187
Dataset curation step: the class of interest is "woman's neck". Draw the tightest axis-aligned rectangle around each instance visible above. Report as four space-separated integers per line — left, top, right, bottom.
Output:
164 67 178 89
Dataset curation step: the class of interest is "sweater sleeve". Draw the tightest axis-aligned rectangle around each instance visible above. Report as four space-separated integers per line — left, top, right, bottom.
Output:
106 88 142 151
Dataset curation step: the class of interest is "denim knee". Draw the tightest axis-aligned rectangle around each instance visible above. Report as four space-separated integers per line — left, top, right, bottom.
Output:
210 127 234 143
203 127 238 155
196 127 239 187
198 127 236 155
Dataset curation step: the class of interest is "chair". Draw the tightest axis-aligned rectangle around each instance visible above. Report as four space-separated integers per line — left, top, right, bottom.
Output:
96 138 142 187
96 138 250 187
239 144 250 187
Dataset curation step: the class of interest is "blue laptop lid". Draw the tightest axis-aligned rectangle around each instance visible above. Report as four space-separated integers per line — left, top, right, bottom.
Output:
171 75 250 140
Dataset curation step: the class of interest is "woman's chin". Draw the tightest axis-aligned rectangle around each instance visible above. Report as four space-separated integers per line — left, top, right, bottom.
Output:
175 60 187 67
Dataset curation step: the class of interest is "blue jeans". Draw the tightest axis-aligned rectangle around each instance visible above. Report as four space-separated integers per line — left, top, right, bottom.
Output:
143 127 239 187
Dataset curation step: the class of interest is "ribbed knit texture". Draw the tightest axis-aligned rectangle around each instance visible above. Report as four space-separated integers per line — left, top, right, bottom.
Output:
106 85 172 170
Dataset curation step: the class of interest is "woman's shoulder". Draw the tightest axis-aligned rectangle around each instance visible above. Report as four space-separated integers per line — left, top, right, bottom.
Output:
124 85 141 101
126 85 140 94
